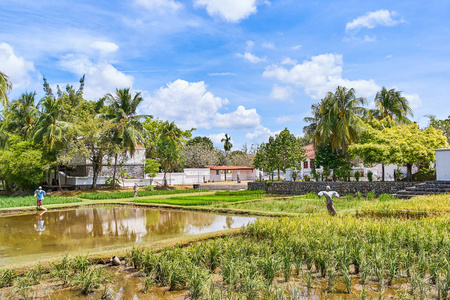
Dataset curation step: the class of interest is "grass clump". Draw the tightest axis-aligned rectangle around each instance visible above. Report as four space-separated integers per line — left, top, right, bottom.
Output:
79 188 208 200
0 195 82 209
215 190 266 196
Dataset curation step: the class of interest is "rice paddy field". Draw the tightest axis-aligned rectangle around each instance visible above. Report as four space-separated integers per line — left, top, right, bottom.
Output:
0 195 82 209
78 188 210 200
1 189 450 299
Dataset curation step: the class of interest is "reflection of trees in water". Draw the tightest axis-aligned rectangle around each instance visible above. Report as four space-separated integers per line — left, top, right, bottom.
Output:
226 216 234 229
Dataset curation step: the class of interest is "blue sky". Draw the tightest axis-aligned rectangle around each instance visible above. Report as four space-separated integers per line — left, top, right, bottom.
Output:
1 0 449 149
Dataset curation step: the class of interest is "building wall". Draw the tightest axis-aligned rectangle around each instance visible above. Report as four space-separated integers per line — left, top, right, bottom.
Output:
436 149 450 181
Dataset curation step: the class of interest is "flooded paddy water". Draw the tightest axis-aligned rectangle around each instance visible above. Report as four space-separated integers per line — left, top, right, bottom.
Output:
0 206 257 267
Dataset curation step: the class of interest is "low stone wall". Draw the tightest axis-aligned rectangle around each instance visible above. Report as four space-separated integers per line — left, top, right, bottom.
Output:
248 181 417 196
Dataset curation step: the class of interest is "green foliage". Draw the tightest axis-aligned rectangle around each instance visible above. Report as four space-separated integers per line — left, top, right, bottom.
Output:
134 194 262 206
254 128 306 179
427 115 450 143
221 133 233 152
378 193 395 201
367 171 373 182
0 136 49 190
354 171 360 182
413 167 436 181
187 136 214 150
143 158 160 177
0 269 15 288
79 188 208 199
215 190 265 196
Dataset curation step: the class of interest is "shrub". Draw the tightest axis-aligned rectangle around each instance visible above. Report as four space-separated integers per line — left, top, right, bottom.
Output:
378 193 395 201
366 191 375 200
367 171 373 182
354 171 360 182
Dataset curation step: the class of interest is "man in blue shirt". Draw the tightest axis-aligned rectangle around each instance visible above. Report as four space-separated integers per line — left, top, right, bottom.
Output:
34 186 47 211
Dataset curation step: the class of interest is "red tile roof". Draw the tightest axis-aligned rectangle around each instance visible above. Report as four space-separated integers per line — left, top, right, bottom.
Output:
302 144 316 159
206 166 254 170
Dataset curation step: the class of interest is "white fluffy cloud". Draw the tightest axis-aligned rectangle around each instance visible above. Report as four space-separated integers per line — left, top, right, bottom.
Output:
245 125 279 143
194 0 259 23
214 105 261 129
404 93 422 109
0 43 40 92
263 53 380 99
142 79 228 130
270 84 292 101
346 10 404 32
237 52 266 63
135 0 182 10
59 54 134 100
276 115 292 124
90 41 119 55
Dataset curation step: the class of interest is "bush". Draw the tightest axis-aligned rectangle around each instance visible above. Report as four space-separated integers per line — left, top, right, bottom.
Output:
378 193 396 201
354 171 360 182
412 168 436 182
367 171 373 182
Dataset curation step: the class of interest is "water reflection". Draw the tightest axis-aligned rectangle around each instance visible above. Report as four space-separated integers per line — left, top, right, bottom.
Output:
0 206 257 267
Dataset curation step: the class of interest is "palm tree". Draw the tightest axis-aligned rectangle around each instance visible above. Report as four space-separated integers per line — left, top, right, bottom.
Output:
316 86 367 179
0 71 12 109
157 121 186 187
33 96 70 189
372 87 413 125
221 133 233 152
2 92 38 138
104 88 150 188
371 87 413 181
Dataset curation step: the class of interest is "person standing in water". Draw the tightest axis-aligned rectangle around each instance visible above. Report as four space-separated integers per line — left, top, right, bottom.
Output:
318 186 339 215
34 186 47 211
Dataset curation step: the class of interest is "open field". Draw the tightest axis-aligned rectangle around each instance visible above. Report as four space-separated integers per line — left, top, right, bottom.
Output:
1 190 450 299
78 188 210 200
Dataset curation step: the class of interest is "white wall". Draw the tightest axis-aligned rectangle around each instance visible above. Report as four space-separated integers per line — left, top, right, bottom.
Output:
436 149 450 181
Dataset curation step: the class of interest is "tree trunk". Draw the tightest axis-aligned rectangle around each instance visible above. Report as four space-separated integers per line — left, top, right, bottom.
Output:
381 164 385 182
112 153 118 189
163 170 167 187
406 164 413 182
277 169 280 181
91 154 102 189
57 165 62 191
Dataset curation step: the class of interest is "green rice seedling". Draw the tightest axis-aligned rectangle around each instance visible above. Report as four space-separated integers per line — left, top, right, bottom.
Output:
357 286 369 300
341 266 352 294
437 278 448 300
72 254 91 273
345 194 354 201
0 269 15 288
52 254 72 285
12 276 34 300
79 188 208 200
417 250 428 278
240 269 262 299
25 265 43 285
73 268 108 295
305 270 313 295
304 192 319 199
366 191 375 200
188 266 209 300
386 255 399 286
205 240 221 272
221 258 239 289
271 286 286 300
288 283 302 300
0 195 82 208
355 191 362 200
281 248 293 282
378 193 395 201
326 262 337 293
258 253 280 287
141 272 155 293
128 247 145 270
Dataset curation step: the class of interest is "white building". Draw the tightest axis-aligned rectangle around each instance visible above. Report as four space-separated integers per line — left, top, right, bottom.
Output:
435 148 450 181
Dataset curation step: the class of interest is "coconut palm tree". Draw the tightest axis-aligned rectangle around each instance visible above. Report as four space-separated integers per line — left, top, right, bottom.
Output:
103 88 150 188
0 71 12 109
221 133 233 152
2 92 38 138
316 86 367 179
372 87 413 125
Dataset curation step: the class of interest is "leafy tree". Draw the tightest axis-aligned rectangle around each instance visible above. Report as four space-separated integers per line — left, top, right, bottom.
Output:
350 124 448 181
427 115 450 143
0 136 48 190
183 143 220 168
221 133 233 152
224 150 254 167
314 144 346 181
187 136 214 150
143 158 160 183
254 128 306 180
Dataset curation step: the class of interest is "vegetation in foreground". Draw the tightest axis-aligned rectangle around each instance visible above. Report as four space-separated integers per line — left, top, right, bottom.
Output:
78 188 209 200
0 195 82 209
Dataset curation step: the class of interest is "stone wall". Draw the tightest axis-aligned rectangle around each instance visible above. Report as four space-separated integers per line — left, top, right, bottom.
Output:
248 181 417 196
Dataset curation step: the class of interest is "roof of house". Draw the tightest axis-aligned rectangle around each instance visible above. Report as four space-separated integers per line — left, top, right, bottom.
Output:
303 144 316 159
206 166 254 170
